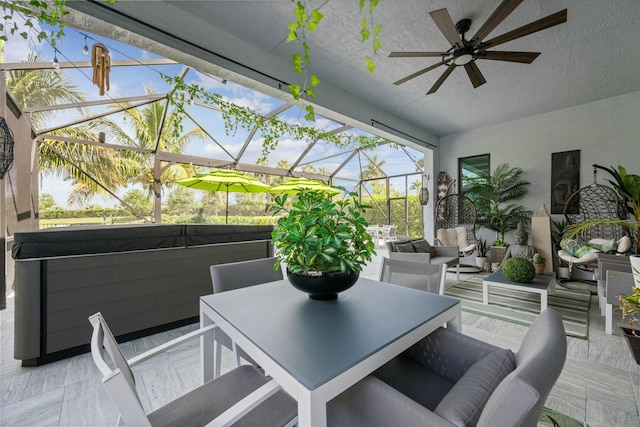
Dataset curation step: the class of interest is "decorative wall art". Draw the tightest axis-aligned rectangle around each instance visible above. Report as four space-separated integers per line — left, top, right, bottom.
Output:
551 150 580 214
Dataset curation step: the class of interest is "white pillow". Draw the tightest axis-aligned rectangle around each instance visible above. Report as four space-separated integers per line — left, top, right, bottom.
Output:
437 228 458 246
617 236 632 253
455 226 468 247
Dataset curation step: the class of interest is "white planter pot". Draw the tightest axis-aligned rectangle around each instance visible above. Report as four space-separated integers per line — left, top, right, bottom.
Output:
630 255 640 287
476 256 488 269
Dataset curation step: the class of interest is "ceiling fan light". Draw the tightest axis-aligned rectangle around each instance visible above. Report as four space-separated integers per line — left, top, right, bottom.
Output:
454 53 473 65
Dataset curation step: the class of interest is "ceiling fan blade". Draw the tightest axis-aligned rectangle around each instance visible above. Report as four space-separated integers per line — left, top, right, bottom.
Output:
484 9 567 49
394 59 449 86
464 62 487 88
472 0 524 43
389 51 449 58
477 51 540 63
427 64 456 94
429 8 464 48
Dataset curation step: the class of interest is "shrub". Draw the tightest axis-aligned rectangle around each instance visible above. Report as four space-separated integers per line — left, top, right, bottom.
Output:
502 257 535 283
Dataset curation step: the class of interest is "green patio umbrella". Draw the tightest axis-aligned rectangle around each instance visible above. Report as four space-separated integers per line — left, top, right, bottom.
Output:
269 177 341 195
177 170 271 224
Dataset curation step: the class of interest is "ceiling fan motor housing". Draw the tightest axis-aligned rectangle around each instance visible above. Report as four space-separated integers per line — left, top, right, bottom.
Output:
455 18 472 37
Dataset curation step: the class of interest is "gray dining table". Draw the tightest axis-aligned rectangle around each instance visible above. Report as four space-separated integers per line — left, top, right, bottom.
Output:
200 276 462 427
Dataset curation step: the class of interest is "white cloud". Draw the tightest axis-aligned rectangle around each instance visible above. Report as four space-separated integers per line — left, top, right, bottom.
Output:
202 142 237 159
223 94 275 115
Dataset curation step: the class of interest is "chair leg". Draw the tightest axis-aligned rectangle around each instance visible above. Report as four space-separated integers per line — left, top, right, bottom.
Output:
232 342 242 368
214 340 223 378
605 304 613 335
456 263 460 282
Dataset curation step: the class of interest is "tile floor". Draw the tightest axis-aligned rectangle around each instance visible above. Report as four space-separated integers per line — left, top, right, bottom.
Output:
1 248 639 426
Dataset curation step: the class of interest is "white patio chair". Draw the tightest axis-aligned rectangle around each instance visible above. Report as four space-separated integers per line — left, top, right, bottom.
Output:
89 312 297 427
387 225 398 242
379 256 447 295
210 257 284 376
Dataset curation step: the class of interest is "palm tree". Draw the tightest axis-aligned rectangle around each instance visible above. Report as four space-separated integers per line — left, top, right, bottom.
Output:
410 179 422 193
362 154 386 196
8 53 87 127
97 85 206 196
7 53 135 206
465 163 533 244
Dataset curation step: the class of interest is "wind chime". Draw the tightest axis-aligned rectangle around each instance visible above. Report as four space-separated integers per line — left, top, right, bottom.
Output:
91 43 111 96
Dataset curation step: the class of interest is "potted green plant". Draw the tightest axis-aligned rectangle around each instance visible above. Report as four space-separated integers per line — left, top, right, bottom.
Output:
502 257 536 283
532 252 546 275
270 188 376 300
465 163 533 245
475 238 488 269
552 218 571 278
619 271 640 364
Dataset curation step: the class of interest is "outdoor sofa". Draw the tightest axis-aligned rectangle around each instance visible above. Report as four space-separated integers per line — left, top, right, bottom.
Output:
12 223 273 366
386 238 460 279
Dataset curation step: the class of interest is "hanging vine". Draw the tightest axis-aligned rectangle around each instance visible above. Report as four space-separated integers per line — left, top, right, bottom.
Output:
163 75 384 161
3 0 388 161
286 0 383 121
359 0 383 73
285 0 323 122
1 0 68 46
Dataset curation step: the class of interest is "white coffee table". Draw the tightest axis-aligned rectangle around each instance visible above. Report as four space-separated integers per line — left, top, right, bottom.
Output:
482 268 556 312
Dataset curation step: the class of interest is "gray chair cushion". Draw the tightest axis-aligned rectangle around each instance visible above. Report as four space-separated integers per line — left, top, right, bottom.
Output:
328 376 457 427
374 354 455 411
405 327 503 382
394 242 416 253
435 349 516 427
147 365 297 427
412 239 433 255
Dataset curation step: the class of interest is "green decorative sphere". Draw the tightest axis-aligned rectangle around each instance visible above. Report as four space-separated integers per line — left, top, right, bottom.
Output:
502 257 536 283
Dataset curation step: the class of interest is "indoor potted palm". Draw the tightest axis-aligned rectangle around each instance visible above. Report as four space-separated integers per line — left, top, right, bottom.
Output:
270 188 376 300
465 163 532 268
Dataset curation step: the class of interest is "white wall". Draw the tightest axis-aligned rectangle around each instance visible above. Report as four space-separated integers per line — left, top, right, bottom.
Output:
439 90 640 243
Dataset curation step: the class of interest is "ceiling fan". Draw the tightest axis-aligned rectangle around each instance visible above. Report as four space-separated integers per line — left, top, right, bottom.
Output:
389 0 567 94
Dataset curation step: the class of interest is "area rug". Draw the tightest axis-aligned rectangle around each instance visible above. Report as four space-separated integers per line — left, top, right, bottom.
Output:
445 275 591 339
539 407 583 426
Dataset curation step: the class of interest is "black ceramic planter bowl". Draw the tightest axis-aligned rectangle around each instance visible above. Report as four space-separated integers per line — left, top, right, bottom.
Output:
287 269 359 300
620 326 640 365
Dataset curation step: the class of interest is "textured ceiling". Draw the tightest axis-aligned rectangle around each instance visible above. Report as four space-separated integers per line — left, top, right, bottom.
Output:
69 0 640 138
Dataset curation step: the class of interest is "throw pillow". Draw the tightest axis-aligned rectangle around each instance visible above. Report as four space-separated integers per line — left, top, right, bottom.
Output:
394 242 416 253
455 227 468 248
437 228 458 247
617 236 632 253
434 349 516 427
412 239 433 255
560 238 583 257
574 243 599 258
599 239 617 253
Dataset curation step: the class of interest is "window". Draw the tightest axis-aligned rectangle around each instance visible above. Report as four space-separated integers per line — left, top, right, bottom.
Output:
458 154 490 194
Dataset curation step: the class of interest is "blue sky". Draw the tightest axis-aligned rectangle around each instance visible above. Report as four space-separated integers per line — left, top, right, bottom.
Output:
3 16 423 208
